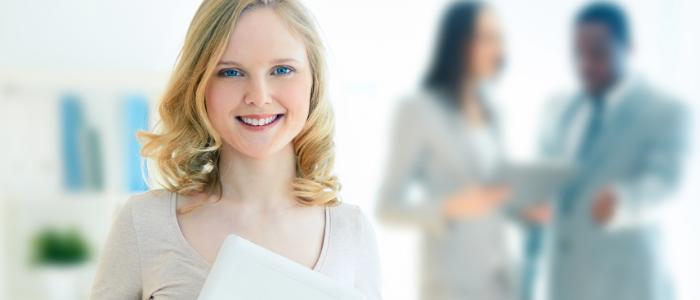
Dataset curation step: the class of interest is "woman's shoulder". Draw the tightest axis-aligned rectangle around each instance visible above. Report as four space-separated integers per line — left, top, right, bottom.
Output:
396 89 457 127
128 188 173 202
125 189 174 215
329 202 364 221
115 189 175 236
397 89 449 114
328 202 376 241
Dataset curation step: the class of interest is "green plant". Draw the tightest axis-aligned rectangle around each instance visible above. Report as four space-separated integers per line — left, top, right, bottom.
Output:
30 227 90 266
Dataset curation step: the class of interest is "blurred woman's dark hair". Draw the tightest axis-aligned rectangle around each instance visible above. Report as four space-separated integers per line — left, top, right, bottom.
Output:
424 1 484 106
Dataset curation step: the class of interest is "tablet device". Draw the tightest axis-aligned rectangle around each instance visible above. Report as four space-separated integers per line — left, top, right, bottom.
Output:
197 234 366 300
495 160 576 210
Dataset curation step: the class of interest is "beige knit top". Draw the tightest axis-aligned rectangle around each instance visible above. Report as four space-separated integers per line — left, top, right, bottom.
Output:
89 190 382 300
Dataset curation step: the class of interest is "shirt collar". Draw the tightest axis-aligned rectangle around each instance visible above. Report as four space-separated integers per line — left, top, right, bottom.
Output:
581 73 637 117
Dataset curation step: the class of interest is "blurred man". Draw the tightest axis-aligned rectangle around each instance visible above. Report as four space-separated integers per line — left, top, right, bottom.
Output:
538 2 690 300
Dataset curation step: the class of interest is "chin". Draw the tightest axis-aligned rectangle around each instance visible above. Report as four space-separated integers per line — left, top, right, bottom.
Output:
236 140 288 159
223 128 299 159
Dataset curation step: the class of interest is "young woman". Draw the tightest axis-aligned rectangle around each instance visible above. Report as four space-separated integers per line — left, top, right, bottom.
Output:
89 0 381 299
377 2 524 300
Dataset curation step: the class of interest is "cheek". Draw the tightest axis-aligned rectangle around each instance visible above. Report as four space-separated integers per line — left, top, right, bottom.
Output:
205 80 239 132
276 77 312 131
469 45 489 74
478 42 500 73
490 42 503 66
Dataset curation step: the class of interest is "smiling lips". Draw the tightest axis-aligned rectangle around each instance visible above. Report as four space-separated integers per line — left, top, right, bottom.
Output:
236 113 283 131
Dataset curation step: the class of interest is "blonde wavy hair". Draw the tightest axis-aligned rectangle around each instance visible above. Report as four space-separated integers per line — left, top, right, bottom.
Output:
137 0 341 212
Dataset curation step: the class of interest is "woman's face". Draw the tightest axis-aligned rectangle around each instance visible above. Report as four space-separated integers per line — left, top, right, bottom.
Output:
467 8 504 80
205 8 312 159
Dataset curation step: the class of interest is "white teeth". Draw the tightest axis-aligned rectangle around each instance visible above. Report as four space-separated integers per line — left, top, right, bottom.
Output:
241 115 278 126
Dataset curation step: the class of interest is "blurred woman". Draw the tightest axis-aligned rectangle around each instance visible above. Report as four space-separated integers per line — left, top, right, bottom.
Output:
377 2 515 299
89 0 381 299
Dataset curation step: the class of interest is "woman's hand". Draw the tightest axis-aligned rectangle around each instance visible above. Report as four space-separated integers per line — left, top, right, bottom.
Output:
591 187 617 225
522 202 553 225
443 185 511 220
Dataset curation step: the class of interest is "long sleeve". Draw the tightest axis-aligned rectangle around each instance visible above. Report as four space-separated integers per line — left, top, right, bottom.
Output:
375 98 446 235
89 197 143 300
354 208 383 300
607 100 691 230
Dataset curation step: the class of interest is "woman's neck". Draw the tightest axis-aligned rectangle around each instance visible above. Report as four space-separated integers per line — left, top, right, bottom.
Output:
459 77 480 103
216 142 297 209
459 78 486 126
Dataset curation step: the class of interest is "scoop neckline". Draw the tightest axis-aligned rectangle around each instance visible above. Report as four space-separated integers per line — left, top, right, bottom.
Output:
168 191 331 273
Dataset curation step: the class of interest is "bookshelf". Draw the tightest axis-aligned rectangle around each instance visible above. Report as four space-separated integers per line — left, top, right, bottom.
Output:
0 70 169 300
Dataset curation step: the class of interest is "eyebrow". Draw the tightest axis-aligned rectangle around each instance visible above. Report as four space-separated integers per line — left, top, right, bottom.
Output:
216 58 301 67
269 58 300 64
217 61 242 67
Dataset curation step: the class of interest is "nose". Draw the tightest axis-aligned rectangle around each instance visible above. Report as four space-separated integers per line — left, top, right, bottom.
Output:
244 77 272 107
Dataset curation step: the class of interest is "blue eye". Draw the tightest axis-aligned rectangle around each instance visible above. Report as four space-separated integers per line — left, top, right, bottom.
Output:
273 67 292 75
220 69 242 77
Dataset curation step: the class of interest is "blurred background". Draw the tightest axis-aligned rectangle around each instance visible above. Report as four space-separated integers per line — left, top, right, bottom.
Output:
0 0 698 299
